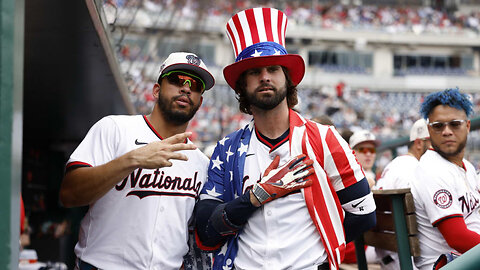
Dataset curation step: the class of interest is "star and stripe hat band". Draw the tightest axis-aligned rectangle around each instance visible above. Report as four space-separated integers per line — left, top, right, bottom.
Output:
223 7 305 90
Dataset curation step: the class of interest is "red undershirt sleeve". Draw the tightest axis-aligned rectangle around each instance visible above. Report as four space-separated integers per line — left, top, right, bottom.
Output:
437 216 480 254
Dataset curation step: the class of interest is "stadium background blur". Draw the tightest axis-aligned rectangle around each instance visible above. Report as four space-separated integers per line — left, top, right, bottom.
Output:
10 0 480 268
109 0 480 176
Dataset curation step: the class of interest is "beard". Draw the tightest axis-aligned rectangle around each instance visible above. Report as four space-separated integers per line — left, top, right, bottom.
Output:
157 93 200 125
431 138 467 160
246 83 287 111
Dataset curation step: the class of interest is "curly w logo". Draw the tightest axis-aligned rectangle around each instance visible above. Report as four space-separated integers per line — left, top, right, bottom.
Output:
186 54 201 66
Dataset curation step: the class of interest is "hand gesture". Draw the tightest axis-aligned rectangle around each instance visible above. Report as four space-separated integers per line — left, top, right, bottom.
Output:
252 154 314 205
131 132 197 169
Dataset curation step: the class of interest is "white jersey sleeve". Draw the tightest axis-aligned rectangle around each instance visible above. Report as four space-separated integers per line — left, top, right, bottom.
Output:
376 155 419 190
68 116 119 168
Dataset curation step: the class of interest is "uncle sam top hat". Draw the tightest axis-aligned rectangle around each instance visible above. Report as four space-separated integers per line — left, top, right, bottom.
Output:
223 7 305 90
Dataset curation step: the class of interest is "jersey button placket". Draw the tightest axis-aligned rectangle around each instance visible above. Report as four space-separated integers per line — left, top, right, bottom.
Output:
264 202 277 268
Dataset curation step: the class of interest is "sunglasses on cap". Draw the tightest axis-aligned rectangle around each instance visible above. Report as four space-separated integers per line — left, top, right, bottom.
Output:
427 119 467 133
160 71 205 93
356 147 376 154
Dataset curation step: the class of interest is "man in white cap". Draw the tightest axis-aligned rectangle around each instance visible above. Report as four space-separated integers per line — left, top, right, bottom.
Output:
349 130 379 188
195 7 376 270
60 52 215 270
372 119 430 270
375 119 430 190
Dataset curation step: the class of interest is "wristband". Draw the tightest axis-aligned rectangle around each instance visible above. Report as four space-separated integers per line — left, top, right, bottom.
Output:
210 203 243 236
252 184 271 205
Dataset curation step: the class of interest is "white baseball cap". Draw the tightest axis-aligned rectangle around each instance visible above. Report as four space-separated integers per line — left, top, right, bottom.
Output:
349 130 378 149
410 119 429 141
157 52 215 91
203 144 216 159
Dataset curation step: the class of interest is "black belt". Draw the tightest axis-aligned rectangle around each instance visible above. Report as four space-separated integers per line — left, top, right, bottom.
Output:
77 259 98 270
318 262 330 270
233 263 330 270
381 255 394 265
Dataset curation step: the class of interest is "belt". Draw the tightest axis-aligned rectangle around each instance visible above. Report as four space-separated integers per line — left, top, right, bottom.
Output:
381 255 394 265
233 263 330 270
77 259 99 270
317 262 330 270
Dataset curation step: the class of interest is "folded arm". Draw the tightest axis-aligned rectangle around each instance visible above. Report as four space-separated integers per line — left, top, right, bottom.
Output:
437 216 480 253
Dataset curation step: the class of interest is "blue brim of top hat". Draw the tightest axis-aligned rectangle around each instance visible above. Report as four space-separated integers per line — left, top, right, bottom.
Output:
223 53 305 90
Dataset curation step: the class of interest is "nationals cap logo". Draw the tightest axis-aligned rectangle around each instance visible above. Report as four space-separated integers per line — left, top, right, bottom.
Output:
433 189 453 209
186 54 201 66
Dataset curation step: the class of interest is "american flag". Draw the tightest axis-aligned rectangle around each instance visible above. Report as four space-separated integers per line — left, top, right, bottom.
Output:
199 110 371 270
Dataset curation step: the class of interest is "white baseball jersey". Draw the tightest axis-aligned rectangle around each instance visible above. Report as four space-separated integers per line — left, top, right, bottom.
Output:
376 154 419 190
234 131 326 270
410 150 480 270
67 115 208 270
374 154 420 270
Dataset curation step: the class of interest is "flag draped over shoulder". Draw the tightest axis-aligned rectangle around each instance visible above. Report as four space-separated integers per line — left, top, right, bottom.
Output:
203 109 365 270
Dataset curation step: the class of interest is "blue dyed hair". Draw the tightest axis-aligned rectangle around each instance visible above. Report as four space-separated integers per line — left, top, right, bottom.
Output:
420 88 474 119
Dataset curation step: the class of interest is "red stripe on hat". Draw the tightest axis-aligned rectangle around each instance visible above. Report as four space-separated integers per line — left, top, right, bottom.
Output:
245 8 260 45
325 128 357 187
263 8 273 42
226 23 239 57
232 14 246 53
277 11 284 47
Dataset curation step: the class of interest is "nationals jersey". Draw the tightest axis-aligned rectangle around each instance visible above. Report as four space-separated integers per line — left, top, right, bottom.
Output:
376 155 419 190
410 150 480 270
374 154 420 270
234 131 326 270
66 115 208 270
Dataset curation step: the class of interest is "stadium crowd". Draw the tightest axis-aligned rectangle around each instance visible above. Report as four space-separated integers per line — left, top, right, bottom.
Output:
111 0 480 35
125 73 480 150
108 0 480 166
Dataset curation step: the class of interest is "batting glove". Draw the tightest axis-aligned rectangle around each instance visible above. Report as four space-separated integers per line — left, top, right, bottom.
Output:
252 154 314 205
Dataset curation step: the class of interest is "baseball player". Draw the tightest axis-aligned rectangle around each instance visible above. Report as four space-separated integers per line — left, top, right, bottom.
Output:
194 8 376 270
373 119 430 270
59 52 214 270
349 130 379 188
376 119 430 191
410 88 480 270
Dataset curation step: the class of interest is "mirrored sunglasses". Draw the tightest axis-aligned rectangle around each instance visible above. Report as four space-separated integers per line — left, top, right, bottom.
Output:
161 71 205 93
427 119 467 133
357 147 376 154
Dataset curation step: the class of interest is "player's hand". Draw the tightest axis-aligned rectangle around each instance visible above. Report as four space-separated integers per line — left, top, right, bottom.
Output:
131 132 197 169
251 154 314 205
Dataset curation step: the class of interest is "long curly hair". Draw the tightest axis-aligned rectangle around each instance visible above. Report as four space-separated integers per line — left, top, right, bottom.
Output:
420 88 474 119
234 66 298 115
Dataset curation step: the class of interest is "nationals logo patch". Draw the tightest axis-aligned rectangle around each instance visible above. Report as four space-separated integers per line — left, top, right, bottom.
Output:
433 189 453 209
186 54 201 66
